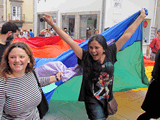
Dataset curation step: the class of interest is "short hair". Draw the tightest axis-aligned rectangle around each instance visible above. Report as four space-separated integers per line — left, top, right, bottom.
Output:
157 29 160 34
0 42 35 82
30 29 32 32
1 21 19 34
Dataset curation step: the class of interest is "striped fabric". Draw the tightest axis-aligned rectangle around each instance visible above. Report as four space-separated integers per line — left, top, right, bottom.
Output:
0 70 50 120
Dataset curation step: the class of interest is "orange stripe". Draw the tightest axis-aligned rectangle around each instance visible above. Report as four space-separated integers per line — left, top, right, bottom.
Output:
13 37 84 58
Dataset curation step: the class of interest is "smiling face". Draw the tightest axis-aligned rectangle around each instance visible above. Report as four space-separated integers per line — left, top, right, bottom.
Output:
8 47 30 74
89 40 105 62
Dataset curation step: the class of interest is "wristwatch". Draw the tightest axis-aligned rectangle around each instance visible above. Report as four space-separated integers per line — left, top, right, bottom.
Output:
55 75 59 81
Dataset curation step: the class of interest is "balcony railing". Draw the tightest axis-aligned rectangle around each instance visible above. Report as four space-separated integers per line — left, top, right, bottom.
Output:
8 13 25 22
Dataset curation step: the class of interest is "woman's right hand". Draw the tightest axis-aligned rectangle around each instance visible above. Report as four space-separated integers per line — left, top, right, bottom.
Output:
42 14 54 27
43 14 83 60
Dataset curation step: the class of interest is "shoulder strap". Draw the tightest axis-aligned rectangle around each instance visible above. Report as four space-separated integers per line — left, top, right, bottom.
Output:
33 70 40 87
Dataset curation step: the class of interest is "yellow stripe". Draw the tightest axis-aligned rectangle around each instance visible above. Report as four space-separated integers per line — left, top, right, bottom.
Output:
145 66 154 81
131 66 153 91
132 88 148 91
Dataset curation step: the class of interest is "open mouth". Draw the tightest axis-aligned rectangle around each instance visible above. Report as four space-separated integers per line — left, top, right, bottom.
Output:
92 54 98 57
92 54 99 60
14 64 22 66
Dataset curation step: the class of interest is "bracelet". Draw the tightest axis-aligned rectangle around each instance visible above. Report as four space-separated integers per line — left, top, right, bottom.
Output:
52 23 55 28
55 75 59 81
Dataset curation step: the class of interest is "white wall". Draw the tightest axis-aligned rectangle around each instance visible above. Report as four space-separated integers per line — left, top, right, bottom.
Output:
104 0 157 28
37 0 102 13
37 0 103 34
104 0 157 55
35 0 157 37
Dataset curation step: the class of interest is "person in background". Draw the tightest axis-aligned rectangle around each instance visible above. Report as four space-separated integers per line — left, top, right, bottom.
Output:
40 29 46 37
39 32 45 37
146 29 160 61
18 31 24 38
63 28 69 35
43 8 147 120
0 42 62 120
29 29 34 38
27 31 30 39
86 28 91 39
23 29 28 39
0 21 19 64
40 27 53 37
137 48 160 120
94 29 99 34
45 27 53 37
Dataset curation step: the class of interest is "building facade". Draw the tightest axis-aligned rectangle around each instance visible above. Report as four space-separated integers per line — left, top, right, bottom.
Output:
34 0 158 54
34 0 103 39
0 0 5 27
1 0 33 31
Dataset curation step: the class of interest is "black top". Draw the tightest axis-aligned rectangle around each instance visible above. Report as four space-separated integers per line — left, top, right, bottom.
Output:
0 42 10 63
78 43 117 102
152 49 160 81
141 49 160 113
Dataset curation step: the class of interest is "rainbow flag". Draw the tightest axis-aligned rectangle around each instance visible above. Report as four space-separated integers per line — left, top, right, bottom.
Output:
51 9 150 101
15 9 150 102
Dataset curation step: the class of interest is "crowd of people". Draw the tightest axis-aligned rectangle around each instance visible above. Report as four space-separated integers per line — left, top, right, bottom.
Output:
17 26 100 39
18 29 34 39
0 8 159 120
39 26 55 37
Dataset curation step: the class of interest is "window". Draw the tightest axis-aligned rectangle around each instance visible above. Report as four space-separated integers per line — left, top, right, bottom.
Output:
12 6 21 20
62 15 75 38
80 14 97 40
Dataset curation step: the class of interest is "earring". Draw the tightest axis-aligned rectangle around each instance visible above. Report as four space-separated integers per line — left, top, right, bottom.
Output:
28 61 30 63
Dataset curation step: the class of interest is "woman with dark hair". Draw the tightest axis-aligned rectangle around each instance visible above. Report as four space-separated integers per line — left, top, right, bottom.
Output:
137 49 160 120
0 42 62 119
43 8 147 120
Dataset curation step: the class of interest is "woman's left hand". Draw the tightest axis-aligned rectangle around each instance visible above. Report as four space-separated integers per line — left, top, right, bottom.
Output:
140 8 147 18
43 14 54 27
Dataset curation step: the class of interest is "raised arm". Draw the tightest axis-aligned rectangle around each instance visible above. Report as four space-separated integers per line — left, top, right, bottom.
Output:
43 15 83 60
115 8 147 52
40 29 46 34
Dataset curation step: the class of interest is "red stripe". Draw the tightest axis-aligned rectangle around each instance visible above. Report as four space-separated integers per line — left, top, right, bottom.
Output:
13 36 85 58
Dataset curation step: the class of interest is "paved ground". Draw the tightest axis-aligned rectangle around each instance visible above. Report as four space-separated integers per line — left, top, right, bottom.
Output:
43 90 159 120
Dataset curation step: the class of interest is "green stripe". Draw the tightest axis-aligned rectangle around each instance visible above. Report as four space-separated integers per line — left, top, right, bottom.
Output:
51 41 150 101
